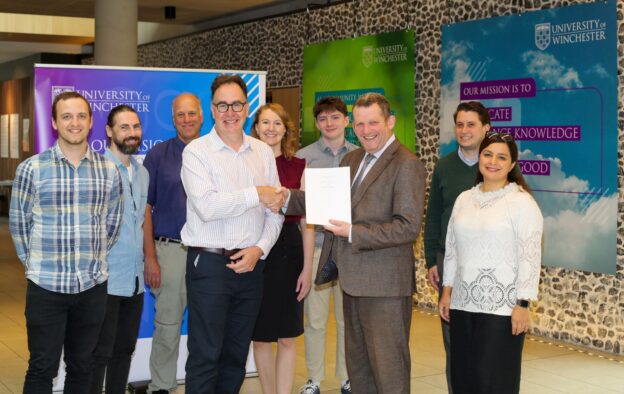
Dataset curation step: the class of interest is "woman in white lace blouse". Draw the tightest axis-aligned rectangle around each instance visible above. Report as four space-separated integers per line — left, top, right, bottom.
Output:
438 132 543 394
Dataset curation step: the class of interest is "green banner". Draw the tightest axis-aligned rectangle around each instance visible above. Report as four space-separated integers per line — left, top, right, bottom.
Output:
302 30 415 151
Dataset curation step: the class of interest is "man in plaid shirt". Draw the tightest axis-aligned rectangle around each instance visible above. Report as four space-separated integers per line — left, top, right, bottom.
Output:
9 91 123 393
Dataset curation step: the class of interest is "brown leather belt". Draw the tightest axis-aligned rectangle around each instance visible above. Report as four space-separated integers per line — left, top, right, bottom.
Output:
189 246 241 257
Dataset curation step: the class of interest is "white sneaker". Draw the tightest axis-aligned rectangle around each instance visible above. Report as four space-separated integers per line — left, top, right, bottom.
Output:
341 380 351 394
299 379 320 394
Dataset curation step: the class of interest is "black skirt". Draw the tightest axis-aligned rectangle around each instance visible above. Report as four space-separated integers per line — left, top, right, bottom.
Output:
252 222 304 342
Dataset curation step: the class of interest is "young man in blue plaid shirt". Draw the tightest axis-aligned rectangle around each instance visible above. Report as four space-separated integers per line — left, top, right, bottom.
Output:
9 91 123 393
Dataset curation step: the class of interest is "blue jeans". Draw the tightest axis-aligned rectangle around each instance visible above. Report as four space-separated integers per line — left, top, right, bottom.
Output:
24 280 107 394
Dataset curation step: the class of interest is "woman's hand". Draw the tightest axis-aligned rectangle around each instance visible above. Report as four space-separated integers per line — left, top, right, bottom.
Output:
296 269 312 302
438 287 452 322
511 305 530 335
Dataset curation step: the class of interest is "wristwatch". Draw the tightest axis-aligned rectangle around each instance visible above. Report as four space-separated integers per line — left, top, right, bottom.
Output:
516 299 529 308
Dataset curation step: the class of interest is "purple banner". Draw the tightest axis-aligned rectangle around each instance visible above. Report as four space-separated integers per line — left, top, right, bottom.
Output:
488 106 512 121
491 125 581 141
34 65 266 154
518 160 550 176
460 78 536 100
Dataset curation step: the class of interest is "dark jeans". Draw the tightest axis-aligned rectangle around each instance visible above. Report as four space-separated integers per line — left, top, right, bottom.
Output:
450 309 525 394
185 249 264 394
24 280 108 394
89 292 144 394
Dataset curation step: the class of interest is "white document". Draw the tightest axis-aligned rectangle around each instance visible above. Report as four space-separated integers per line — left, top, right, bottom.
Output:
304 167 351 226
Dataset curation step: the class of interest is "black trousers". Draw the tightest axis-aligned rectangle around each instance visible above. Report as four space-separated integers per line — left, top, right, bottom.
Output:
450 309 525 394
89 292 144 394
436 251 453 394
23 280 107 394
184 249 264 394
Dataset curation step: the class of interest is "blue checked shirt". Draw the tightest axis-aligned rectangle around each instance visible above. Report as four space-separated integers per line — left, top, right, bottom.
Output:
9 143 124 294
104 149 148 297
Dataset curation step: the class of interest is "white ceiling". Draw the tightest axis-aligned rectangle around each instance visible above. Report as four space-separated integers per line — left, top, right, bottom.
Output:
0 0 341 65
0 0 284 24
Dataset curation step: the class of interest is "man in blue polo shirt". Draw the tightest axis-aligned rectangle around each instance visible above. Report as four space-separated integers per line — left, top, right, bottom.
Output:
143 93 203 394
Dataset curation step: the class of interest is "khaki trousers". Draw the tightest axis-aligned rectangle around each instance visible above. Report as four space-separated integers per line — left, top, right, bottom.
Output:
303 244 348 382
147 241 187 392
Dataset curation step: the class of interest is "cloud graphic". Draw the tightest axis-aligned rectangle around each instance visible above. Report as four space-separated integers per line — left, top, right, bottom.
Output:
441 41 471 67
542 193 616 269
518 148 616 271
439 63 470 145
587 64 610 79
521 51 582 88
440 41 475 146
520 149 588 215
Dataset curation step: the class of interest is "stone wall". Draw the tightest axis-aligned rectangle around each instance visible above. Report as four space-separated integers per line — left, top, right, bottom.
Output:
134 0 624 355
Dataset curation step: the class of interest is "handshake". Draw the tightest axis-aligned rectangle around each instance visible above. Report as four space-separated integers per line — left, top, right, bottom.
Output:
256 186 289 213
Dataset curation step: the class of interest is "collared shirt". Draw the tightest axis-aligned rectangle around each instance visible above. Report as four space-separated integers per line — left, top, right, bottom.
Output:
348 135 396 242
296 137 358 240
296 137 359 170
457 147 479 166
9 142 123 294
180 130 283 257
104 149 149 297
352 134 396 185
143 137 187 240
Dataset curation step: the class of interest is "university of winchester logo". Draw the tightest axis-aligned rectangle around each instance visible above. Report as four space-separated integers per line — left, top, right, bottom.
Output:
361 44 408 67
51 86 75 101
535 23 551 50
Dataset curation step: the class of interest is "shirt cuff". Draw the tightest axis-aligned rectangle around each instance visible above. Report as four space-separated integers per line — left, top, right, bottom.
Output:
281 189 291 214
245 186 261 208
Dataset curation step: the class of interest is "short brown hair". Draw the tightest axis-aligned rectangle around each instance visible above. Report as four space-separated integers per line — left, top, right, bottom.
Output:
453 101 491 126
251 103 299 159
353 93 391 119
52 91 92 121
313 97 348 118
211 75 248 98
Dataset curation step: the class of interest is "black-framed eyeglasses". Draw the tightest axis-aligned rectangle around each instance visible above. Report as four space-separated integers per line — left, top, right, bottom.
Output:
486 131 514 142
213 101 247 113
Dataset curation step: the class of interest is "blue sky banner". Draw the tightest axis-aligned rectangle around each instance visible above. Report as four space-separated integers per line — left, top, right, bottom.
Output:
440 0 617 274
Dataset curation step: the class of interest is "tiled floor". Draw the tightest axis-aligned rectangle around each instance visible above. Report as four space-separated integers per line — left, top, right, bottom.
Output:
0 218 622 393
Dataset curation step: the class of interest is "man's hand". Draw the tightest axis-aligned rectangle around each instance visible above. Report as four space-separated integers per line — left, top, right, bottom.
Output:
324 219 351 238
428 265 440 292
226 246 264 274
256 186 285 213
275 186 290 207
511 305 530 335
144 255 161 288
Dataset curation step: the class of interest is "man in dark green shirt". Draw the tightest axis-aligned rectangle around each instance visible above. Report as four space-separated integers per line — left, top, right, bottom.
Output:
424 101 491 393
